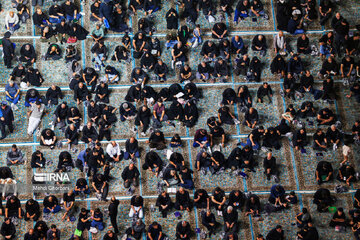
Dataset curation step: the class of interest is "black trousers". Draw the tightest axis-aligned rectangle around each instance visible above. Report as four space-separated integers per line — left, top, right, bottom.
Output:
110 214 119 233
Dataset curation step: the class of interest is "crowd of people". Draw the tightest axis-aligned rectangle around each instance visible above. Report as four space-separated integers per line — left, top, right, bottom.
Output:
0 0 359 239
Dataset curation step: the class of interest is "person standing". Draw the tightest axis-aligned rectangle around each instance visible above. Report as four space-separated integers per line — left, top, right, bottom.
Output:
2 32 15 68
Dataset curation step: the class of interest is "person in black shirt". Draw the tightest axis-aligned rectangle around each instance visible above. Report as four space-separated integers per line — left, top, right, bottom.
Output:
297 101 316 118
108 197 119 234
122 163 140 188
223 206 239 233
135 105 151 136
46 85 63 107
313 129 327 151
329 207 347 228
43 195 61 214
5 195 22 219
263 127 281 150
252 34 267 56
218 106 237 125
245 194 261 216
156 191 173 218
345 33 360 56
179 64 194 83
179 166 194 190
147 130 166 150
62 190 76 221
81 122 98 144
24 229 37 240
270 55 286 77
326 124 342 149
147 221 165 240
322 77 336 101
166 8 179 29
212 22 227 39
90 0 101 21
40 129 57 149
319 0 332 26
201 41 218 60
175 187 192 211
257 82 272 103
92 173 109 201
211 187 226 211
154 59 169 82
337 165 356 186
61 0 80 22
234 54 250 76
315 161 333 184
95 82 109 103
229 190 245 209
317 108 335 125
347 82 360 103
244 107 259 129
194 189 210 209
176 221 192 240
25 199 40 221
319 56 338 77
1 218 15 240
264 151 277 180
19 43 36 67
77 208 91 231
51 102 68 130
292 128 307 151
340 55 355 79
210 126 226 147
266 225 285 240
9 64 25 82
201 209 219 237
297 33 311 54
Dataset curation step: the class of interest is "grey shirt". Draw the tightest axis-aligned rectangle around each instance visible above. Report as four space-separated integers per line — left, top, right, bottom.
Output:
30 104 45 119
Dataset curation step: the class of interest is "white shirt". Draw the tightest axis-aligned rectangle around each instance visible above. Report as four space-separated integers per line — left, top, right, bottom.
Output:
5 13 19 28
106 143 121 157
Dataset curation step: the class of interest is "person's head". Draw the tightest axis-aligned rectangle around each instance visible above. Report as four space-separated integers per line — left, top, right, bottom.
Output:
157 99 163 106
28 229 34 235
301 33 307 40
208 41 213 46
300 128 305 134
155 130 161 136
275 225 282 232
206 209 211 216
258 35 263 41
327 31 333 38
81 208 87 214
335 12 341 19
4 218 10 224
337 207 344 214
129 137 136 143
36 7 42 14
183 64 189 70
227 206 233 213
25 44 31 51
267 150 272 159
45 129 52 136
278 30 283 37
107 230 114 237
174 134 180 139
214 187 222 194
345 55 351 62
331 124 336 131
94 208 100 214
179 187 185 194
152 221 159 228
355 120 360 126
129 163 135 170
35 100 42 108
263 82 268 88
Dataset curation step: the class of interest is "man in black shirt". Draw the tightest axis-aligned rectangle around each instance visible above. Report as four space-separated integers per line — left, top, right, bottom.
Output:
223 206 239 233
25 199 40 221
266 225 285 240
1 218 15 240
156 191 173 218
297 33 311 54
175 187 192 212
313 129 327 151
316 161 333 184
92 173 109 201
210 126 225 148
122 163 140 188
340 55 355 79
264 151 277 180
317 108 335 125
90 0 102 21
108 197 119 234
176 221 192 240
194 189 210 209
326 124 342 150
347 82 360 103
201 209 219 237
257 82 272 103
81 122 98 144
319 0 333 26
147 222 164 240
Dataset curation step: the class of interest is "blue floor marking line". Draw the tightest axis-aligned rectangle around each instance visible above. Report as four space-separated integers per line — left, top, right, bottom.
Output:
270 0 277 31
186 138 201 240
280 83 303 210
0 79 349 92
